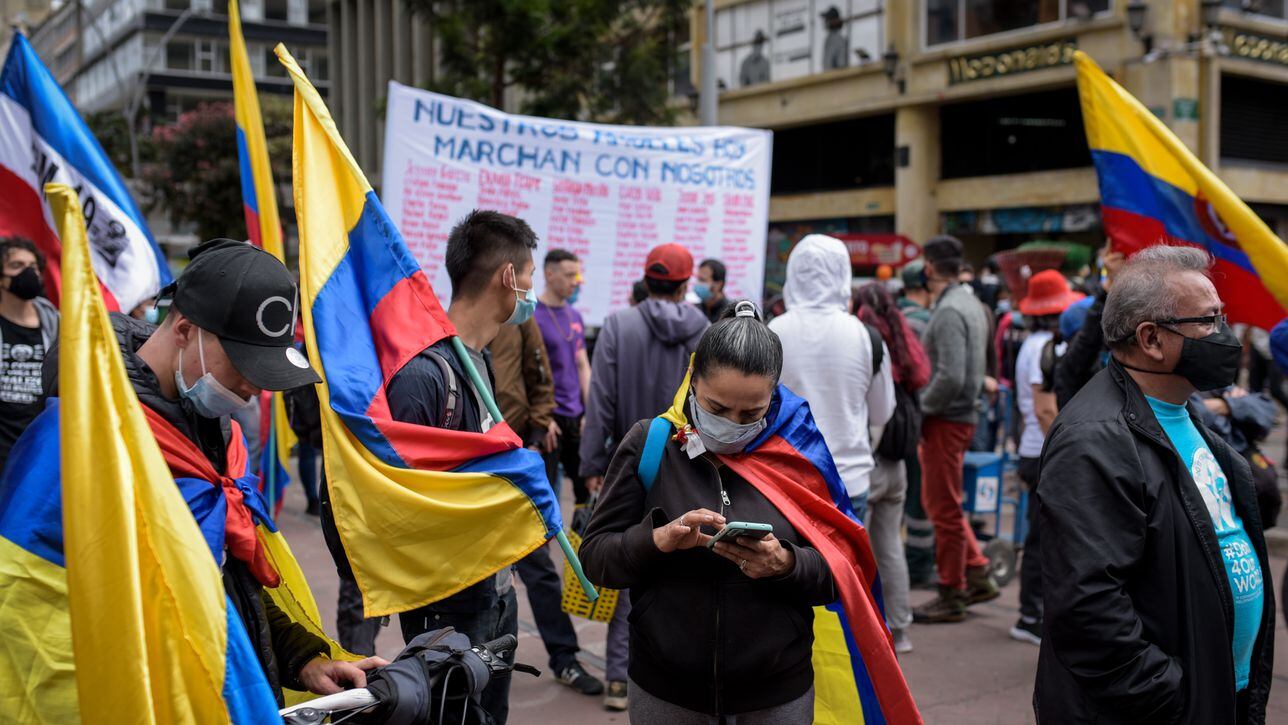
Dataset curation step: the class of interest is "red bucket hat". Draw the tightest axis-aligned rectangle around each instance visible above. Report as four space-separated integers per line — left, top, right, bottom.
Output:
1019 269 1085 317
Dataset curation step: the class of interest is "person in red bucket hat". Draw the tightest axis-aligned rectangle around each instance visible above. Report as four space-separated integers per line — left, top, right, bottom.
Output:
1019 269 1085 318
1008 267 1083 647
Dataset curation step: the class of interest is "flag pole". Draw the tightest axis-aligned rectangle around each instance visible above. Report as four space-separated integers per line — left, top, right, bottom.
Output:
266 396 278 515
451 336 598 601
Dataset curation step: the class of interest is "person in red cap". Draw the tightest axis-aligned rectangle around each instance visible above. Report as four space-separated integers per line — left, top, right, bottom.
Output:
579 241 709 711
1008 268 1084 646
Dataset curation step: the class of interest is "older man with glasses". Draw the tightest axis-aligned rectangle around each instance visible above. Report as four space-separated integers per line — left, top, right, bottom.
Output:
1034 245 1275 725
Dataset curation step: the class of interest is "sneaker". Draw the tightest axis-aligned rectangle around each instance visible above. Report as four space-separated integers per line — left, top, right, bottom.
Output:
965 565 1000 605
1009 618 1042 646
556 661 604 695
604 680 628 711
911 586 968 623
892 628 914 654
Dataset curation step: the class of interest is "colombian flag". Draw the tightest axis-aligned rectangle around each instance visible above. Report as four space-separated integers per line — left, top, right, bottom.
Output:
230 0 297 508
0 184 281 723
659 369 921 724
1076 51 1288 330
276 45 572 617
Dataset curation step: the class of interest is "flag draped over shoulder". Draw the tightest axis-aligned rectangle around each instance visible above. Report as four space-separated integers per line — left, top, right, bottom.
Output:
230 0 297 506
661 370 921 725
0 183 280 723
276 45 563 617
1075 51 1288 330
0 34 170 311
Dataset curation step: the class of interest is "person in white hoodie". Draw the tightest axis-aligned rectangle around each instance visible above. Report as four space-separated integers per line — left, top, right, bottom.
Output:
769 234 895 521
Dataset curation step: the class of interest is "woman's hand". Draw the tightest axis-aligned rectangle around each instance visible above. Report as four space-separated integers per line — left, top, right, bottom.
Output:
652 508 725 553
712 533 795 579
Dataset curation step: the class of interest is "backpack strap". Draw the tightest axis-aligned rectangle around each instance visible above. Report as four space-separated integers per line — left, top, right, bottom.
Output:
424 349 465 431
636 417 673 493
864 323 884 373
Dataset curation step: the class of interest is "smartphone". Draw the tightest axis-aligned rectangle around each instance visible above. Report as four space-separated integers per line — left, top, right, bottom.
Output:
706 521 774 548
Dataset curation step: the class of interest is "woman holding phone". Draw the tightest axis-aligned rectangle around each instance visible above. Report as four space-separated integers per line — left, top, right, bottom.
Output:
581 301 865 724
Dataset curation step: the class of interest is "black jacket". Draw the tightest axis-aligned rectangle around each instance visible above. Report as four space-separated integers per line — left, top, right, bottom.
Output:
1035 360 1274 724
43 314 328 704
580 416 836 715
1053 288 1107 409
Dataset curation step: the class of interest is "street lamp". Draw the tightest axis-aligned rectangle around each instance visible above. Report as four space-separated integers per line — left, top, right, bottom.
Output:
1126 1 1154 54
882 44 904 93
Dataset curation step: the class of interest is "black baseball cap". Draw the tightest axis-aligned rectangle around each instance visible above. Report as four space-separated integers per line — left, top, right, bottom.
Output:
166 238 320 391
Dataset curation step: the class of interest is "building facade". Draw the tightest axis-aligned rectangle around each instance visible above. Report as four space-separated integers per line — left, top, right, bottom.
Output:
695 0 1288 294
0 0 53 60
29 0 328 122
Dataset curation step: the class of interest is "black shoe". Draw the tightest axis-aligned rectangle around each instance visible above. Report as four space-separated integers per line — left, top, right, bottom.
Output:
305 500 321 516
1009 617 1041 646
556 661 605 696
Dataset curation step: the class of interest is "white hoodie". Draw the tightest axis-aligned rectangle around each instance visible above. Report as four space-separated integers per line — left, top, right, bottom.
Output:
768 234 896 500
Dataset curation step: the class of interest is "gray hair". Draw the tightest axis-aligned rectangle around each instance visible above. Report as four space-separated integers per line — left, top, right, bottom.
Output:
1102 245 1212 349
693 300 783 383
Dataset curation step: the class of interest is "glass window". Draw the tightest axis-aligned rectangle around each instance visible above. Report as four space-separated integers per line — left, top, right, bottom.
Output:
1223 0 1286 20
264 45 288 76
263 0 289 22
771 114 896 193
311 48 328 81
940 87 1090 178
927 0 1111 47
1221 75 1288 165
308 0 326 24
166 39 194 70
714 1 886 88
195 39 216 72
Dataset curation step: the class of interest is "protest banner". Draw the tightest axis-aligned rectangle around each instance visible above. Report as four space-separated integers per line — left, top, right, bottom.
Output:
382 82 772 325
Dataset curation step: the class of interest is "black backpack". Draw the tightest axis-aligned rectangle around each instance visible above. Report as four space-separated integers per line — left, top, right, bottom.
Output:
866 324 923 462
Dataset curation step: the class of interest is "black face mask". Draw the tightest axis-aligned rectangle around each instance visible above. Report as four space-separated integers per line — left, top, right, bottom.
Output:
3 266 42 301
1122 321 1241 392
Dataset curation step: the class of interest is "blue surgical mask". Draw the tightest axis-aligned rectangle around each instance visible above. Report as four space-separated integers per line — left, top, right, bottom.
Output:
694 282 713 302
690 393 766 455
174 329 253 418
505 266 537 325
145 306 161 325
567 285 581 305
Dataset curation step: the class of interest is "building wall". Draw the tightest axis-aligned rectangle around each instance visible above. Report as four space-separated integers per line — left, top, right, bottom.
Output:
1 0 54 60
697 0 1288 265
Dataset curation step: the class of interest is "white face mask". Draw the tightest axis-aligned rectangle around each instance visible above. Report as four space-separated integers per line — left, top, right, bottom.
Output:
689 393 766 455
174 329 252 418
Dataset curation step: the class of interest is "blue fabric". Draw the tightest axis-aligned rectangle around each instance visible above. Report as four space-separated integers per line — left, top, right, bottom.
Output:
1147 396 1264 690
222 595 284 724
0 402 65 565
1059 295 1095 340
1271 319 1288 375
637 417 673 493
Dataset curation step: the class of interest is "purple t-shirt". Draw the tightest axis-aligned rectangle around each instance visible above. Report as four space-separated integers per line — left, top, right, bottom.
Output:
535 301 586 417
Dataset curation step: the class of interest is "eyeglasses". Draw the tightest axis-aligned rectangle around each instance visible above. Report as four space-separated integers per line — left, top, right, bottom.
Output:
1154 313 1227 328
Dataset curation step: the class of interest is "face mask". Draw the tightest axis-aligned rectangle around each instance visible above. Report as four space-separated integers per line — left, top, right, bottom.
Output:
1169 322 1242 391
4 266 42 301
567 285 581 305
694 283 712 302
504 266 537 326
690 393 766 455
145 306 161 325
995 299 1011 314
174 329 252 418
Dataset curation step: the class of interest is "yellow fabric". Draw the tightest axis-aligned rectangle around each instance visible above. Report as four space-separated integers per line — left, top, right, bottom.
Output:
49 183 230 723
1075 51 1288 309
660 355 694 430
811 606 865 725
0 537 78 724
276 45 552 617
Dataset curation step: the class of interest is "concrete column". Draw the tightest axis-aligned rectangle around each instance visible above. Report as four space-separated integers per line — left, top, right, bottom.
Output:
373 0 392 179
392 0 413 84
1200 57 1221 171
340 0 356 144
356 0 373 171
412 15 433 88
895 104 939 247
326 0 340 124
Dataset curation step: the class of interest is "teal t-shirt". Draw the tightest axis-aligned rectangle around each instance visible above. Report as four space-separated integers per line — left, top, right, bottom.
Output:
1147 396 1264 690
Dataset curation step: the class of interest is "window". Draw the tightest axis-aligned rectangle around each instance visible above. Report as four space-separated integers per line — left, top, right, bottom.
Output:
671 22 695 97
1221 75 1288 165
263 0 289 21
166 39 194 70
1223 0 1286 20
926 0 1112 47
195 39 217 72
264 45 287 76
771 114 895 193
310 48 328 81
308 0 326 24
715 1 885 90
940 87 1091 178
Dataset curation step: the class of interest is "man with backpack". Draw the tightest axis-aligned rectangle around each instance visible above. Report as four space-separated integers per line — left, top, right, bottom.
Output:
769 234 895 522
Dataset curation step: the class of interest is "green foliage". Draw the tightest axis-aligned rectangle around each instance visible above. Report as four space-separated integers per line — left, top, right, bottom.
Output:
402 0 691 125
141 96 293 242
84 111 139 177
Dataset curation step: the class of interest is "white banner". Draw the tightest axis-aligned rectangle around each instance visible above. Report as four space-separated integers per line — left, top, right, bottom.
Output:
381 82 772 326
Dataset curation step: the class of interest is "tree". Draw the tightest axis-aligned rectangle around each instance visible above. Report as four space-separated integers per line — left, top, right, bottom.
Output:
402 0 691 125
85 111 140 177
141 96 293 242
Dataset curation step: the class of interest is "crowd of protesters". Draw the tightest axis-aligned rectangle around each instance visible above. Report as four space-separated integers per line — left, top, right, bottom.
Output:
4 220 1287 724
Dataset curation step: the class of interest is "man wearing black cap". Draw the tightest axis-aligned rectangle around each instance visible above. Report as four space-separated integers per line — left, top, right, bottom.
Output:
40 238 385 702
820 6 849 70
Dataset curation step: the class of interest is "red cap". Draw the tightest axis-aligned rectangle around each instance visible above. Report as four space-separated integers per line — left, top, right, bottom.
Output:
644 243 694 281
1019 269 1085 317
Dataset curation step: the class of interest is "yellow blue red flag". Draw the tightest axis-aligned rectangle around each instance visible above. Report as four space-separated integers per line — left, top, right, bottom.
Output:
0 183 281 723
276 45 571 617
1075 51 1288 329
229 0 297 508
658 369 922 724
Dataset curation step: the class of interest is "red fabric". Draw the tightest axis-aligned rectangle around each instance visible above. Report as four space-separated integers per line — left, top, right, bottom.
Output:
722 437 923 725
918 416 988 590
994 313 1015 389
141 406 281 588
